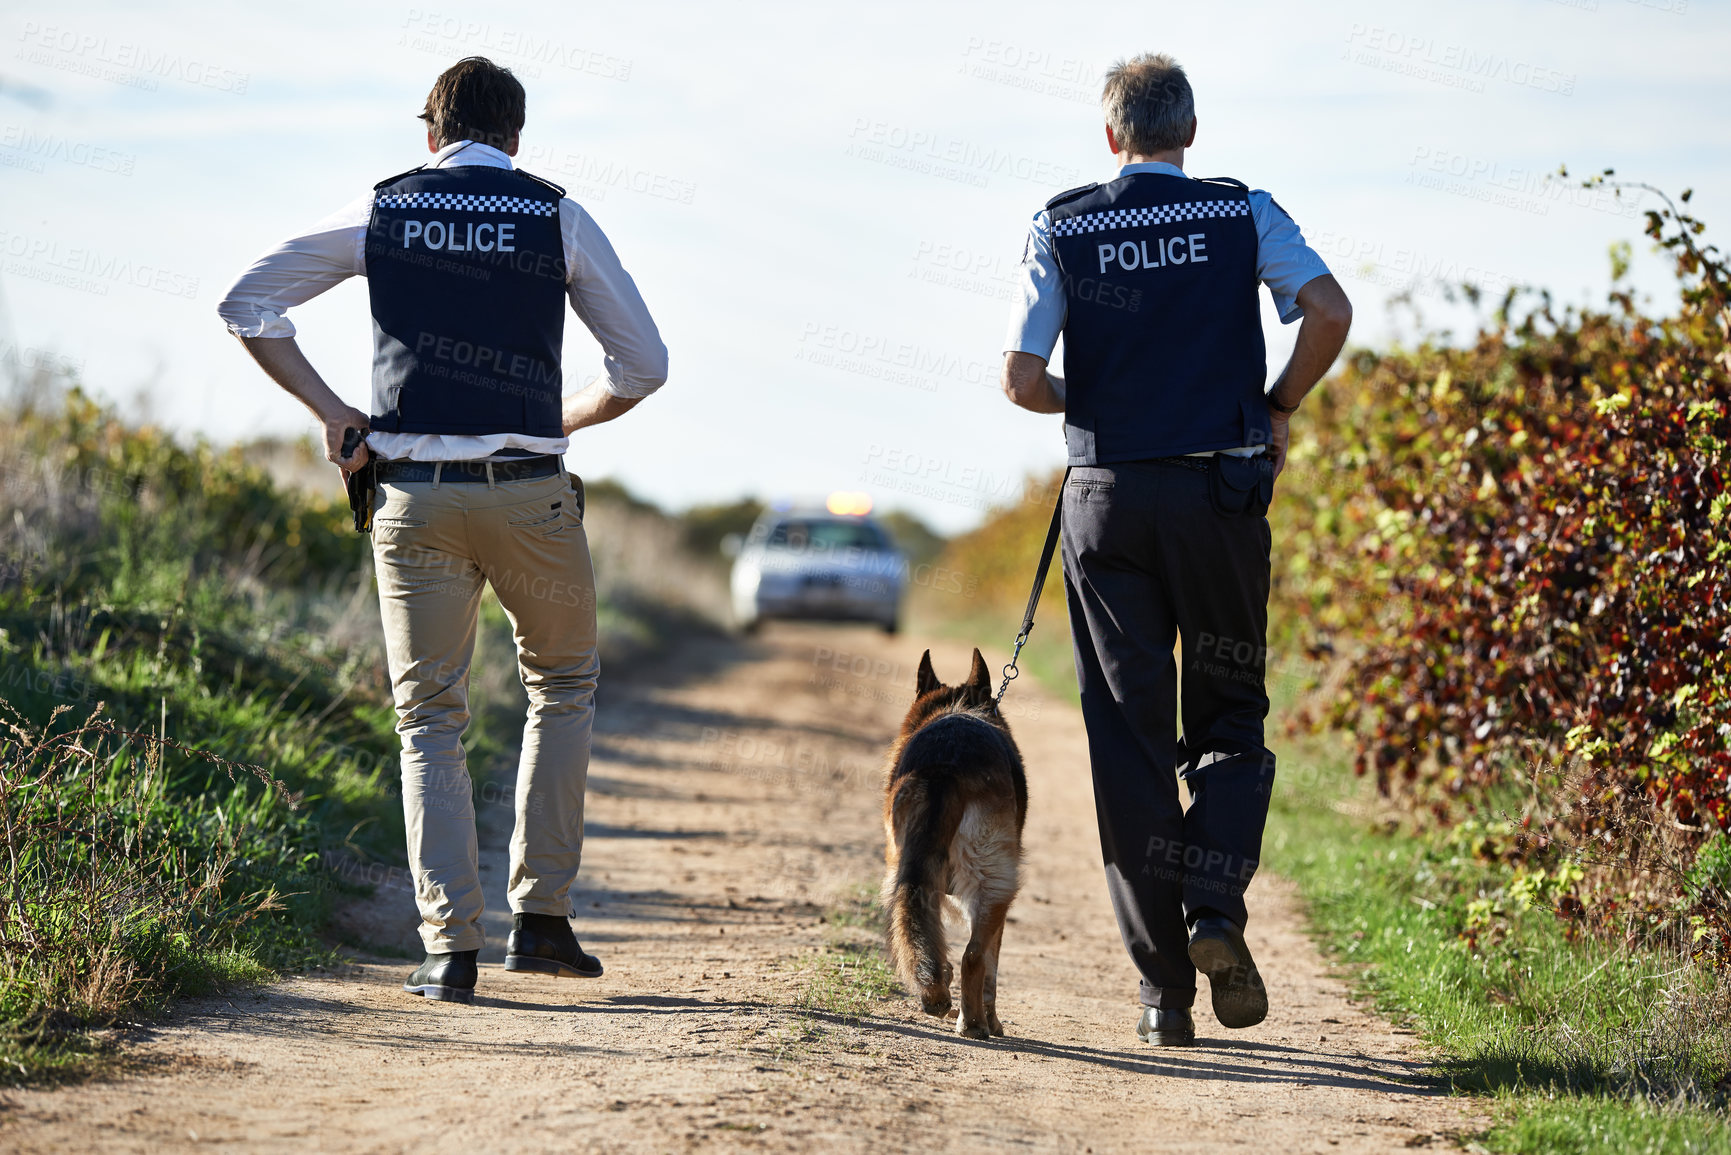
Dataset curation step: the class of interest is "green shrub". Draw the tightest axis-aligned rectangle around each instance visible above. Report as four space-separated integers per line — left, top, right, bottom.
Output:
1274 185 1730 949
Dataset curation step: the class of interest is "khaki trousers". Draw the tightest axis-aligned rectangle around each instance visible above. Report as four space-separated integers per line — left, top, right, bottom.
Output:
370 470 598 953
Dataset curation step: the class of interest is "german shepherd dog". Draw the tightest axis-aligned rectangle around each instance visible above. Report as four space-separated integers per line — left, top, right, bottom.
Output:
882 649 1028 1039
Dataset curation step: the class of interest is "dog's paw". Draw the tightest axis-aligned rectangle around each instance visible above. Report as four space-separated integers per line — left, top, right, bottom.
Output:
987 1014 1005 1037
956 1020 991 1041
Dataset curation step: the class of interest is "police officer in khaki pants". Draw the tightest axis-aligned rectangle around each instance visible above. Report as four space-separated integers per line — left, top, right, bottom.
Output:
219 57 667 1002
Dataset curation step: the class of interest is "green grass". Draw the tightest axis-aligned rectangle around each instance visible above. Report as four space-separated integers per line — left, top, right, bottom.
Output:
797 884 901 1022
0 702 315 1083
1484 1098 1731 1155
1267 729 1731 1154
796 948 901 1022
0 946 272 1085
771 883 901 1063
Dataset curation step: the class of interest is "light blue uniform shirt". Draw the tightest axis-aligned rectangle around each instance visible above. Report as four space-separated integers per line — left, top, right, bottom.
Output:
1003 161 1332 361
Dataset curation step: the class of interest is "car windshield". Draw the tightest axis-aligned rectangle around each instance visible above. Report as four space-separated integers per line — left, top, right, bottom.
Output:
765 520 887 552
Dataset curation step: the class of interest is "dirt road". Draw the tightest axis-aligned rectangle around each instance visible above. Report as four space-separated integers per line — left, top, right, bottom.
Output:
0 624 1480 1152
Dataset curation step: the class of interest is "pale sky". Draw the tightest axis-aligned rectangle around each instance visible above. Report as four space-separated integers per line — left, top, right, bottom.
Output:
3 0 1726 532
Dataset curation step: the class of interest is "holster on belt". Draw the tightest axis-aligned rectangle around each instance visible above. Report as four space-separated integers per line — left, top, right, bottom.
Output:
345 462 377 533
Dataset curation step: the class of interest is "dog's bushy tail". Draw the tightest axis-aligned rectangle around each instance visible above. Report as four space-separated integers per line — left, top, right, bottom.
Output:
886 775 965 1004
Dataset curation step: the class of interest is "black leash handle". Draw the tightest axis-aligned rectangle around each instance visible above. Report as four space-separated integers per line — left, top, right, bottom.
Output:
995 467 1069 704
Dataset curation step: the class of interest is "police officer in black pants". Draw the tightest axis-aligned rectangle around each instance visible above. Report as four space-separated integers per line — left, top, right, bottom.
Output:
1001 53 1352 1046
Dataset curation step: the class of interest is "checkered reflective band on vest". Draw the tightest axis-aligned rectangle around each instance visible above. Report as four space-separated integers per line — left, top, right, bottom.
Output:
1047 173 1268 465
366 165 567 437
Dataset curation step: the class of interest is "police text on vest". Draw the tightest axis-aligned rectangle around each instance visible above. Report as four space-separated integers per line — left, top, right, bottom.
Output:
1097 233 1207 274
399 220 516 253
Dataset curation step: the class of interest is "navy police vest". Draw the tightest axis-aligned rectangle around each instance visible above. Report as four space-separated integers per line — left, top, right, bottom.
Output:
1047 172 1268 464
366 163 567 437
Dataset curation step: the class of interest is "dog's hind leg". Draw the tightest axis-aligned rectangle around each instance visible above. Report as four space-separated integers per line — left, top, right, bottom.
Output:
957 896 1010 1040
983 915 1006 1036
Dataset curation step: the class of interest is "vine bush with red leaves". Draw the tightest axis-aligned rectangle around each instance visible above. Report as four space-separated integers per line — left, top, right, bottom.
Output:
1278 179 1730 951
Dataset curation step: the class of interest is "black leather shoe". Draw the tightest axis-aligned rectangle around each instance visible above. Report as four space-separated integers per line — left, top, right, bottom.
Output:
402 949 478 1004
1136 1006 1196 1047
504 913 603 978
1188 916 1268 1028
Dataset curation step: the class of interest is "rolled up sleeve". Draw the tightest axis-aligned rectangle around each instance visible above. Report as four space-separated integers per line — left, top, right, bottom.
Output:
562 200 668 399
1002 209 1067 361
216 192 371 338
1250 191 1332 324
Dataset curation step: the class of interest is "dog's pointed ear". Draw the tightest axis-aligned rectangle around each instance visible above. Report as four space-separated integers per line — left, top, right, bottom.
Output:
915 650 940 696
965 648 992 702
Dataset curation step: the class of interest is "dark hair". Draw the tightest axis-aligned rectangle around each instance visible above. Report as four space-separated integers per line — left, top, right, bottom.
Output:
419 57 526 150
1101 53 1195 156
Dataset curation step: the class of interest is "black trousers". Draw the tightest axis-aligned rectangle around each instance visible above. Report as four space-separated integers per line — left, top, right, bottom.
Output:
1060 460 1277 1010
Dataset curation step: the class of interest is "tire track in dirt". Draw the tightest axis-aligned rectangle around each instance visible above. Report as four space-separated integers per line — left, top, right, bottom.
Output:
0 624 1482 1153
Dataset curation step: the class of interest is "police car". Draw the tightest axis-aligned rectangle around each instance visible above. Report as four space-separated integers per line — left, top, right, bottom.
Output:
727 494 905 635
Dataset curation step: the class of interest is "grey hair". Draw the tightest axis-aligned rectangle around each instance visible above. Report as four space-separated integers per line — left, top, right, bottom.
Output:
1101 53 1195 156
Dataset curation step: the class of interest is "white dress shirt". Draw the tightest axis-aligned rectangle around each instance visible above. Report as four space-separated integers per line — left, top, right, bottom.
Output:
217 140 668 461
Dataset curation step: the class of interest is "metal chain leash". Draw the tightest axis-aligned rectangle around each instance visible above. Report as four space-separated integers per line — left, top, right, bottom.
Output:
994 628 1031 704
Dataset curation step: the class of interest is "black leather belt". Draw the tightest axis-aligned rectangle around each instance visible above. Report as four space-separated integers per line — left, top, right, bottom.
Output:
373 455 563 484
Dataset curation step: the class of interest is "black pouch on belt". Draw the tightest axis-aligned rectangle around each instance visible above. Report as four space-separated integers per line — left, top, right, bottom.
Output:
1207 452 1274 518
